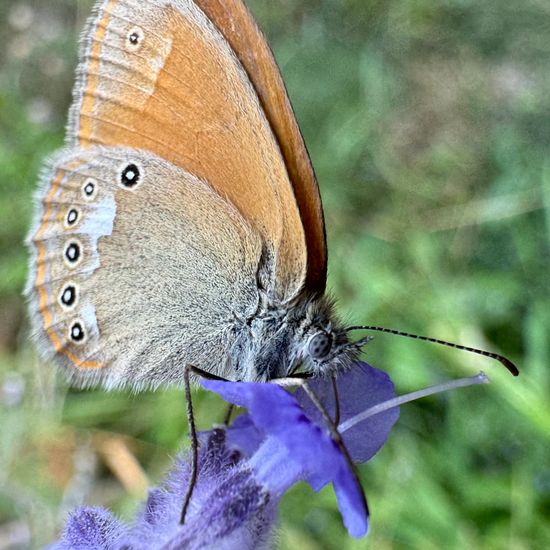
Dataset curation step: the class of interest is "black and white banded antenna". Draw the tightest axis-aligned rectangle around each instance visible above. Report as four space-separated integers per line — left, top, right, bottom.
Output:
347 325 519 376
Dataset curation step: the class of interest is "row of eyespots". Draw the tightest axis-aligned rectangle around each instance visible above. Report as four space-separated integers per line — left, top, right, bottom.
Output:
61 188 82 339
61 176 97 264
62 178 96 230
59 163 142 343
57 284 85 343
62 163 142 263
58 280 84 343
55 163 142 348
55 282 85 342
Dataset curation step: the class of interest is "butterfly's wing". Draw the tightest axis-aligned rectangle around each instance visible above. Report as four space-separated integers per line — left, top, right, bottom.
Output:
26 147 262 389
68 0 324 298
194 0 327 293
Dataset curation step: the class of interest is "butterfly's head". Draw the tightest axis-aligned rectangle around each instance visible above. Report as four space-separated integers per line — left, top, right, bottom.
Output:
288 295 365 378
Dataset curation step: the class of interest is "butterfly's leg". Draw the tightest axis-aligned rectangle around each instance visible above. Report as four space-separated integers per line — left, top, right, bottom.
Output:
301 382 369 517
187 365 234 424
180 365 234 523
223 404 235 426
180 364 198 525
188 365 230 381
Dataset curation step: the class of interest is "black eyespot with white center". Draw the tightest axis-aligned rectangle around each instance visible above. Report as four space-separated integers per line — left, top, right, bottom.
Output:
82 178 97 200
65 208 79 227
70 321 85 343
126 27 144 51
59 284 77 309
64 240 81 266
120 162 141 189
308 332 333 360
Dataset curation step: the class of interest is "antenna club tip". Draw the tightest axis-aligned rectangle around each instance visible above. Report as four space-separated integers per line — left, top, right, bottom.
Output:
502 359 520 377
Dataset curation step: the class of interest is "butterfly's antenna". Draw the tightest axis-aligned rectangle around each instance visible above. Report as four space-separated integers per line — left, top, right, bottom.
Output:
346 325 519 377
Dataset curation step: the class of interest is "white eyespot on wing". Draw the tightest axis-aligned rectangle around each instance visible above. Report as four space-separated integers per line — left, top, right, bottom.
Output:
126 26 145 52
68 319 87 345
64 207 81 228
58 282 79 311
82 178 98 200
117 160 143 190
63 239 84 267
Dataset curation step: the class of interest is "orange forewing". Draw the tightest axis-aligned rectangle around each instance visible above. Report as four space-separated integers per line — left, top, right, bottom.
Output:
73 0 308 297
195 0 327 293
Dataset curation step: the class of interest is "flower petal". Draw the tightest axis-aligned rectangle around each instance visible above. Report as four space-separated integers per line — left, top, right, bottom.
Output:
203 379 369 537
295 362 399 463
55 507 126 550
126 429 276 550
222 413 263 458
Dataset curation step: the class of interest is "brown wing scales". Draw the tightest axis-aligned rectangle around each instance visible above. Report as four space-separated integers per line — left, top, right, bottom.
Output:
195 0 327 293
70 0 311 298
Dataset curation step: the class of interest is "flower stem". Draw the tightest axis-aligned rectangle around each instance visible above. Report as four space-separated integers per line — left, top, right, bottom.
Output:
339 371 489 433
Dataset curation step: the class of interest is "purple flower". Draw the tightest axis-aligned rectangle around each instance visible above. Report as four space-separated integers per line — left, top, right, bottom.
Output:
203 362 399 538
50 363 487 548
52 430 277 550
295 362 400 464
52 507 126 550
124 429 277 549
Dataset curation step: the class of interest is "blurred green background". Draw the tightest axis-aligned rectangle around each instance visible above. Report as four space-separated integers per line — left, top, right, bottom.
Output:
1 0 549 548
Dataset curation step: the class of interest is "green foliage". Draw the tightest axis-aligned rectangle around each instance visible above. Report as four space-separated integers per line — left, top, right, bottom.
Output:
1 0 549 548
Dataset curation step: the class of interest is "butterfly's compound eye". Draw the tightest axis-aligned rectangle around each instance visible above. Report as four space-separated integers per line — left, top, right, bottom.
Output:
308 332 332 360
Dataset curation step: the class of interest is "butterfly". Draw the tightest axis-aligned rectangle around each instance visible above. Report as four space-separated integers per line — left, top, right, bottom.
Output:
25 0 367 391
26 0 520 527
26 0 520 394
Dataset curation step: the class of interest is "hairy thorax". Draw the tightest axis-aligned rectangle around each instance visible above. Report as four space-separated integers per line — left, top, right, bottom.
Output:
227 292 358 382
